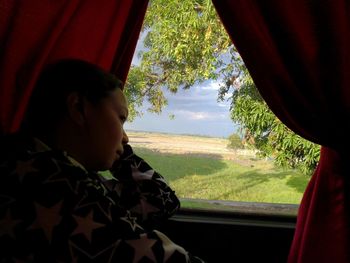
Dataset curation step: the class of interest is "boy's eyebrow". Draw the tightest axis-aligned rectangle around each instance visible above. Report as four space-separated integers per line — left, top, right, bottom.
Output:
120 105 129 116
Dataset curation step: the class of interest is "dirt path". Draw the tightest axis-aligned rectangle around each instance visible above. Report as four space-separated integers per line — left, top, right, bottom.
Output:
127 131 257 164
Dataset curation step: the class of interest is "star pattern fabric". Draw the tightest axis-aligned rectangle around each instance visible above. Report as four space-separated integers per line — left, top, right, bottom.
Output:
107 144 181 228
153 230 189 262
27 201 63 242
125 234 157 263
0 209 21 239
0 134 205 262
13 159 38 183
120 211 142 232
72 210 105 242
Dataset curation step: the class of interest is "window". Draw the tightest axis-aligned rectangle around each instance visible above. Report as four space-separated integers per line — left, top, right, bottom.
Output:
123 0 319 216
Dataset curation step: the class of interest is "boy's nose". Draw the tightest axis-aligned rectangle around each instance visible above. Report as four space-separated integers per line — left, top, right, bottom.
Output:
122 130 129 144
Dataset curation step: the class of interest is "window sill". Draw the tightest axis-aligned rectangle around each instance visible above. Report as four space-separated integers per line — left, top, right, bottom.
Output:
176 198 298 228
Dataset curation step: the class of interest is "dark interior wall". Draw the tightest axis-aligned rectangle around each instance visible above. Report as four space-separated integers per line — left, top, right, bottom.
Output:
159 210 295 263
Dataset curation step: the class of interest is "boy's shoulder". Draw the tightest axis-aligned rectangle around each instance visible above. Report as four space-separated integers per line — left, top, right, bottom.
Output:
0 133 86 190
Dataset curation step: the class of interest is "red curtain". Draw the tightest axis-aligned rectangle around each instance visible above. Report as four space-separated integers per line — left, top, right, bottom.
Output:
0 0 148 134
212 0 350 262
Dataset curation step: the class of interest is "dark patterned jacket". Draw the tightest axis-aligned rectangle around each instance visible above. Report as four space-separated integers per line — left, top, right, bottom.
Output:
0 134 204 262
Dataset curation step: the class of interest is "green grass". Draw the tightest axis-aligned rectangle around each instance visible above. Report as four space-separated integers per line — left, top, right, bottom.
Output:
133 147 310 205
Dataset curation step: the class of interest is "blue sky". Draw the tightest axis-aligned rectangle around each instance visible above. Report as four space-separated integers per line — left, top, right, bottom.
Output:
124 32 239 138
124 80 239 138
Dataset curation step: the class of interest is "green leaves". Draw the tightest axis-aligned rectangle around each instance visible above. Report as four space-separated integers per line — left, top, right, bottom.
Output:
230 73 321 175
227 133 244 150
126 0 232 101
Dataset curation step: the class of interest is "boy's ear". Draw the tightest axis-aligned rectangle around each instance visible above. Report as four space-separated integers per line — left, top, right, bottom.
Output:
66 92 85 125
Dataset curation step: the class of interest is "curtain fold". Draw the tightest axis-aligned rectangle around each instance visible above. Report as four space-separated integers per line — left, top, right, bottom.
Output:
0 0 148 134
212 0 350 262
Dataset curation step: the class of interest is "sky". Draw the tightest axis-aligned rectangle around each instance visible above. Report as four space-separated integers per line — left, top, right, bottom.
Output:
124 80 239 138
124 32 239 138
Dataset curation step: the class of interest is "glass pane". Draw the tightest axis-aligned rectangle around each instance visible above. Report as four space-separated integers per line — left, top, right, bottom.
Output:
123 0 319 213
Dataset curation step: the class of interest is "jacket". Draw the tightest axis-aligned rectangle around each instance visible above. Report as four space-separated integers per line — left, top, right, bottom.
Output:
0 134 204 262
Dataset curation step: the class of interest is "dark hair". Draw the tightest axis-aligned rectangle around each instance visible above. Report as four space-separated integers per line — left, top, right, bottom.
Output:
21 58 123 135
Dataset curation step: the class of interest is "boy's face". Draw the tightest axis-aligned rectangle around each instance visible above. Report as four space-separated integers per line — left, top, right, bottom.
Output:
82 88 129 171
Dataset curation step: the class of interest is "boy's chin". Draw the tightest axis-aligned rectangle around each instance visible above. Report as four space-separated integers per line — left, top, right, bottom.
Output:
96 158 117 172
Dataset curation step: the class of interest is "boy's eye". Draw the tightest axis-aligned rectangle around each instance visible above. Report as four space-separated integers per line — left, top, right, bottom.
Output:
119 115 127 123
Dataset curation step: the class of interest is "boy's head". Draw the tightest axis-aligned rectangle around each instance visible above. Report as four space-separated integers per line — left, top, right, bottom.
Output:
23 58 129 170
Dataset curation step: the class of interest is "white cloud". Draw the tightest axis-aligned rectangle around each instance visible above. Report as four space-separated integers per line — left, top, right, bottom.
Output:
190 112 211 120
201 81 220 91
173 110 227 121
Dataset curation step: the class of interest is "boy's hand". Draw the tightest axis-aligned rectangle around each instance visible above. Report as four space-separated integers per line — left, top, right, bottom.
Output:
111 144 134 172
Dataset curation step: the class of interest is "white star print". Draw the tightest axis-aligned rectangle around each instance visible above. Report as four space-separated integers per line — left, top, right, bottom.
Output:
74 193 113 221
43 159 80 194
131 168 154 181
158 188 173 206
71 210 105 242
120 212 142 231
125 234 157 263
68 240 122 261
133 198 160 220
27 201 63 242
153 230 189 262
154 176 168 185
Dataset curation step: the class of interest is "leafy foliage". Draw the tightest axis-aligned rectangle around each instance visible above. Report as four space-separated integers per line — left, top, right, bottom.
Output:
125 0 233 119
229 70 321 174
227 133 244 150
125 0 320 174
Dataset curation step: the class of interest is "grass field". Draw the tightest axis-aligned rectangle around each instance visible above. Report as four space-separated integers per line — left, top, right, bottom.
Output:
127 131 310 206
